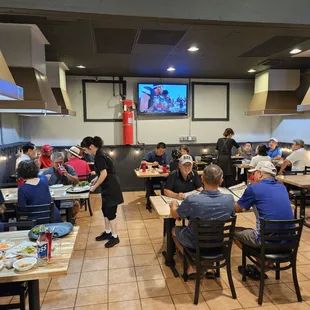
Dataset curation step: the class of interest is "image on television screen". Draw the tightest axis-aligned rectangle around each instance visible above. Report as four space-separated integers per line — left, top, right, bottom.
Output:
137 83 188 114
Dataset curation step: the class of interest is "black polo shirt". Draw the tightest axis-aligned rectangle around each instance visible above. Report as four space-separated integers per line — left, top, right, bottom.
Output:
165 170 202 193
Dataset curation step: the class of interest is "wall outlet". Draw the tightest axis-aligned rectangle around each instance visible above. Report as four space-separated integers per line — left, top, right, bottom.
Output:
188 135 197 142
179 135 197 142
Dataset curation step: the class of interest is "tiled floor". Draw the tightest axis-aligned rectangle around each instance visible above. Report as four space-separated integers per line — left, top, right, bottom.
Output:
4 191 310 309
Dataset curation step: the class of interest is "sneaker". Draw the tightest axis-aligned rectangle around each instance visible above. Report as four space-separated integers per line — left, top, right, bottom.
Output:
95 232 112 241
105 236 120 248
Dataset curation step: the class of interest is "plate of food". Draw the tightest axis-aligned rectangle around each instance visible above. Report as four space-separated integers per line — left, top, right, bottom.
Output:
0 241 15 252
19 245 37 257
66 185 90 194
28 222 73 240
50 184 64 189
13 257 37 272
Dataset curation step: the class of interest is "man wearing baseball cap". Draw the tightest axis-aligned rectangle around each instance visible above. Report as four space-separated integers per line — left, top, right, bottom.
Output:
40 144 54 168
267 137 282 160
66 146 91 179
164 155 203 200
279 139 310 175
234 161 294 277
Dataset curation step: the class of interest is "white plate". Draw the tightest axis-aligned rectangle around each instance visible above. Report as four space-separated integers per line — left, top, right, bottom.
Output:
0 241 15 252
67 185 90 193
50 184 64 189
13 257 37 272
0 262 3 270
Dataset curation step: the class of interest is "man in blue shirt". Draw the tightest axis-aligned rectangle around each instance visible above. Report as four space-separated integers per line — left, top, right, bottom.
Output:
141 142 168 211
266 137 282 160
170 165 235 277
234 161 294 276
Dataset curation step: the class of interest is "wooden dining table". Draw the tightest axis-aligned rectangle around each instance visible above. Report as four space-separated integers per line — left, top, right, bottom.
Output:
134 168 203 178
276 175 310 227
0 227 79 309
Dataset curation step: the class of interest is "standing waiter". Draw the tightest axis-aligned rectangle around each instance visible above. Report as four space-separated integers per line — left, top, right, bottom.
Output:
81 136 124 248
216 128 241 188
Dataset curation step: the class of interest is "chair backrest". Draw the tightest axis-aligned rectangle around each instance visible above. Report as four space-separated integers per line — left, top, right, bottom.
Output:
193 215 236 256
78 174 91 182
160 181 165 195
16 203 54 225
284 170 305 175
260 217 304 255
304 166 310 175
3 220 37 231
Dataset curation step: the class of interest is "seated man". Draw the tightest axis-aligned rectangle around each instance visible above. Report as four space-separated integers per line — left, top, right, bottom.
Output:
141 142 169 211
66 146 91 179
279 139 310 174
234 161 294 277
170 165 235 277
42 152 80 219
15 142 37 170
165 155 203 200
267 137 282 160
43 152 79 186
242 142 255 160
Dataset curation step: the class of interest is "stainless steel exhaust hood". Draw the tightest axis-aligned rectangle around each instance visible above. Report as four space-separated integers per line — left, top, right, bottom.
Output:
0 67 61 113
0 50 23 101
247 70 301 116
0 23 61 114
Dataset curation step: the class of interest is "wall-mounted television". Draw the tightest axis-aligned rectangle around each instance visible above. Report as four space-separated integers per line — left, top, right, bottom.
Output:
137 83 188 115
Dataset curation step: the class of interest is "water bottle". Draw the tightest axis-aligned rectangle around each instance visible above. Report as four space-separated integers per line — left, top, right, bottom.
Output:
37 225 49 266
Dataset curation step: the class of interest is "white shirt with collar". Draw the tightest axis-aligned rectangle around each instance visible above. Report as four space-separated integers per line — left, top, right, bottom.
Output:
15 154 31 170
286 148 310 171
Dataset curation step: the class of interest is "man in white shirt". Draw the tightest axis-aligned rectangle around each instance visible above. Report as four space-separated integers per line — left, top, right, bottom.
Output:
279 139 310 174
15 143 37 170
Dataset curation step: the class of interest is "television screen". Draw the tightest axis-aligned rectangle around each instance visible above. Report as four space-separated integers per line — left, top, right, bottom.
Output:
137 83 188 115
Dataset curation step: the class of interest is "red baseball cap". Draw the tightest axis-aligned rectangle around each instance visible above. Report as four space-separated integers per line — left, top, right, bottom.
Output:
41 144 54 152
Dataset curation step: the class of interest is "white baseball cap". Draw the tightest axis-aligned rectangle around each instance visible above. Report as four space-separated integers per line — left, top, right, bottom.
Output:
180 155 193 165
269 137 278 143
248 161 277 176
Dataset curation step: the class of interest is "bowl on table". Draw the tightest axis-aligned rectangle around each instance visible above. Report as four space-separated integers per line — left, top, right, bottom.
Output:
13 257 37 272
0 241 15 252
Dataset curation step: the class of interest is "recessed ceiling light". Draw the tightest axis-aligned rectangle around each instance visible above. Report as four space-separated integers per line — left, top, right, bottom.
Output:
290 48 302 55
188 46 199 52
167 67 175 72
248 69 256 73
76 65 86 69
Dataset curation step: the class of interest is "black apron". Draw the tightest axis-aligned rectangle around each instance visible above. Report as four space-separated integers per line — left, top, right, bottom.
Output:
217 139 233 176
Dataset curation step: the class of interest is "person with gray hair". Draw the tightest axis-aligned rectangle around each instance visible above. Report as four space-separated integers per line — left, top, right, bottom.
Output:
42 151 79 186
169 164 235 278
278 139 310 174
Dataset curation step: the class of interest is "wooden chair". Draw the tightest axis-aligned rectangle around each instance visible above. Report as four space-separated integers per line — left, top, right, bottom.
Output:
0 220 37 310
241 217 304 305
183 216 237 304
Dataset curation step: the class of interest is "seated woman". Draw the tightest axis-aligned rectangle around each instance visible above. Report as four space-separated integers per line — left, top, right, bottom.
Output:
169 149 182 172
250 144 271 168
17 160 62 223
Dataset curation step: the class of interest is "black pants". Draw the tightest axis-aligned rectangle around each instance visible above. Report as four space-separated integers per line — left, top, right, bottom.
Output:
145 178 163 207
223 175 234 188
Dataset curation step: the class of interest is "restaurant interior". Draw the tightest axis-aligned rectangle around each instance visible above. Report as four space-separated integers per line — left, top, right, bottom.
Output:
1 1 310 309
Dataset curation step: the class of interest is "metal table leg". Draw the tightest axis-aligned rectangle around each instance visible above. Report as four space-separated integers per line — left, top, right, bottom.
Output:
162 218 179 277
28 280 40 310
300 189 310 228
66 208 73 223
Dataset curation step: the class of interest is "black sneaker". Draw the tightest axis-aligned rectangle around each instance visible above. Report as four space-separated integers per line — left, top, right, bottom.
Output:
95 232 112 241
105 236 120 248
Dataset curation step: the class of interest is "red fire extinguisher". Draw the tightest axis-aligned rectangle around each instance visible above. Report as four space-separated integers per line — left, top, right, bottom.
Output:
122 99 134 145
